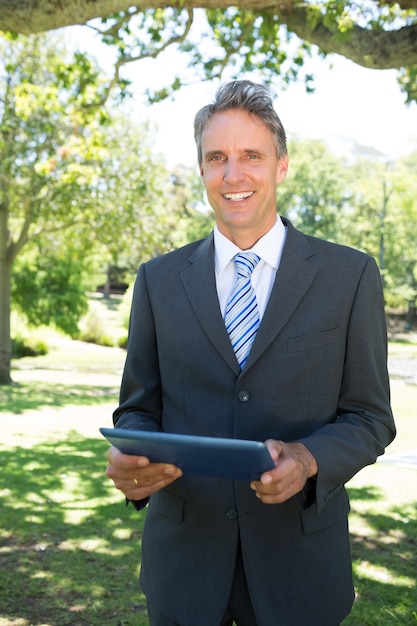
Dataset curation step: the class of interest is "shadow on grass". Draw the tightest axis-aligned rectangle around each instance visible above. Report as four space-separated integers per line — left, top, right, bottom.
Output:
1 432 416 626
344 487 417 625
89 292 123 311
347 486 382 502
0 432 148 626
0 381 119 413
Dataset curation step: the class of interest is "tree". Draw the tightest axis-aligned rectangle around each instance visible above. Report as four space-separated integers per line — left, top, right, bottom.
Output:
1 1 417 104
391 153 417 327
279 138 354 242
278 138 417 324
11 242 91 336
0 31 207 384
83 118 205 293
0 33 119 384
347 155 417 322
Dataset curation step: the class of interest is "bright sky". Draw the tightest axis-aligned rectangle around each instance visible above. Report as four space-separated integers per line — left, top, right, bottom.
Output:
131 59 417 169
67 23 417 170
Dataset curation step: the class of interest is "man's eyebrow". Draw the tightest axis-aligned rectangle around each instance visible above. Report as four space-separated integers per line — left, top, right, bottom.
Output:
243 148 266 156
203 149 224 159
203 148 266 159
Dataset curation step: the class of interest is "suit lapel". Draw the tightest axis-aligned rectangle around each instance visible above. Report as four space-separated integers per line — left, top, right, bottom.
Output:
180 222 319 375
180 233 240 374
244 221 318 371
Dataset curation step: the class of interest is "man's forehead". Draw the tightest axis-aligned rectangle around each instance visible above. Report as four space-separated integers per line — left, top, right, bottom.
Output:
203 108 264 129
201 110 274 152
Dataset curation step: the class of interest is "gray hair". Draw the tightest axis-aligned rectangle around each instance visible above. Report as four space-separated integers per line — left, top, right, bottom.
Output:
194 80 287 165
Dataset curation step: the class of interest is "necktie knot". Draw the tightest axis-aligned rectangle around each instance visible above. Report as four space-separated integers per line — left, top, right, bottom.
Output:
234 252 261 278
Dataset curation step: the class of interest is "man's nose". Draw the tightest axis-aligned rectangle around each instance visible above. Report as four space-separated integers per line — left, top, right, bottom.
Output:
223 158 244 183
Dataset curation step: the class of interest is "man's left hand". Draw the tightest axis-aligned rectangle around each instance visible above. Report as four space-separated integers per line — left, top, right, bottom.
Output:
250 440 318 504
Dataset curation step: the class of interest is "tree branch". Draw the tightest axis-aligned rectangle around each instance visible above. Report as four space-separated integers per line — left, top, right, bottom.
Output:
2 0 417 38
275 4 417 70
1 1 416 82
88 9 194 106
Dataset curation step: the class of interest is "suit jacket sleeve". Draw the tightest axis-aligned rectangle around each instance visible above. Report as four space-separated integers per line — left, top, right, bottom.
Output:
297 255 395 513
113 262 163 433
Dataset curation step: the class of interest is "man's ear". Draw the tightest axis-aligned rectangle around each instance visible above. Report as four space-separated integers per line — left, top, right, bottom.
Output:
276 154 289 184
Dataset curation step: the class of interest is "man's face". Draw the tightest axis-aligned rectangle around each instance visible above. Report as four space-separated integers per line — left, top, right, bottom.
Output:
200 109 288 247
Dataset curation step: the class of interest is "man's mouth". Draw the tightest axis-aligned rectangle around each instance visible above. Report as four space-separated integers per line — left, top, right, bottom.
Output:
223 191 254 202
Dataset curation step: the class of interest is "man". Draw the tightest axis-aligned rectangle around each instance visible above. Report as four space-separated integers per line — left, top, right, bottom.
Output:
106 80 395 625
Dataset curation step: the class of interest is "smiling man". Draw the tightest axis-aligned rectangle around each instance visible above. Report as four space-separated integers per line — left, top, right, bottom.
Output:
199 108 288 250
106 80 395 626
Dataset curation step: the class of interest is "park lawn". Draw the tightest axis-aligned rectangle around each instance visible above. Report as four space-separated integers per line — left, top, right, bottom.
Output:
0 339 416 625
388 339 417 358
0 426 149 626
344 379 417 625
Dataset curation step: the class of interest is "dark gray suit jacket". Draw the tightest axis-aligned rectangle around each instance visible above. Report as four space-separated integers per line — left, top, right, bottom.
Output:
114 217 395 626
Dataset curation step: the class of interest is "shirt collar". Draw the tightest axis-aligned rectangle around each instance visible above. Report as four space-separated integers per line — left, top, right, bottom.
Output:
214 215 286 276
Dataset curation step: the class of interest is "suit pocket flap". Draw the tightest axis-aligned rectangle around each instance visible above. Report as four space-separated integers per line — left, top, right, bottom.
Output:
300 488 350 535
154 490 185 524
288 327 339 353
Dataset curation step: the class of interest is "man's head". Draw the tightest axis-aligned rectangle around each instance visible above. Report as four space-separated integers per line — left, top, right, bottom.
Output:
194 80 287 167
195 81 289 249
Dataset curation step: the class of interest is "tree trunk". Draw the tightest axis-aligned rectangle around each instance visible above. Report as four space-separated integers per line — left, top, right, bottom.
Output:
0 197 13 384
405 295 416 331
0 257 13 385
103 263 111 299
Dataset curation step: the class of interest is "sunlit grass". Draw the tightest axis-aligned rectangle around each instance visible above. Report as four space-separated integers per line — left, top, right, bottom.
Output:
388 338 417 356
0 431 148 625
0 325 416 625
0 380 119 413
304 370 417 625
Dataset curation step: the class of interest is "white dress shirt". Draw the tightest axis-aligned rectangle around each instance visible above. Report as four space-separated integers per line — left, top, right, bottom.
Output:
214 216 287 320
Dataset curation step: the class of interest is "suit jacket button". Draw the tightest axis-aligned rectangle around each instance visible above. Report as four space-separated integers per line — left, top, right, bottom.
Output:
226 507 238 519
238 391 250 402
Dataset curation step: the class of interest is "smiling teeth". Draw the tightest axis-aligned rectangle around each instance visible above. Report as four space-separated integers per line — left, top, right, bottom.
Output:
224 192 253 201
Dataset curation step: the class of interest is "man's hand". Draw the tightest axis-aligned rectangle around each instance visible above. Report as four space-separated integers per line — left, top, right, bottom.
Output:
106 446 183 501
250 440 318 504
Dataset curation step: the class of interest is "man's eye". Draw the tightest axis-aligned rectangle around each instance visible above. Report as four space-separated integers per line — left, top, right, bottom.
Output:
210 155 223 161
247 154 259 159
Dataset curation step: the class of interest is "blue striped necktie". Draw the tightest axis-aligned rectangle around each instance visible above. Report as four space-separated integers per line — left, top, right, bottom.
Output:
225 252 261 368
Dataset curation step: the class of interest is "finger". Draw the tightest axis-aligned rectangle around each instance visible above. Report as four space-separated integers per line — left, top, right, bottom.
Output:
131 464 182 485
124 471 182 500
250 452 283 491
252 473 294 502
106 445 150 469
264 439 283 462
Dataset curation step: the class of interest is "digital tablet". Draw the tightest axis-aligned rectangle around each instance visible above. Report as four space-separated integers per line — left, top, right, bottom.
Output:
100 427 274 480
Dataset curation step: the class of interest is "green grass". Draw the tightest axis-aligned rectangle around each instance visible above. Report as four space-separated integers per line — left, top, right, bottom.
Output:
345 462 417 624
11 340 126 373
0 380 119 413
343 376 417 625
0 331 416 625
388 340 417 360
0 432 148 626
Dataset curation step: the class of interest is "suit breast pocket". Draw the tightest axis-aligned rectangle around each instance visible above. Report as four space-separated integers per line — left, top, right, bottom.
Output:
287 327 340 353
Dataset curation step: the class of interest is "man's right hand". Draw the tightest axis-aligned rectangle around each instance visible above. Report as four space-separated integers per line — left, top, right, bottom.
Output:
106 446 183 501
